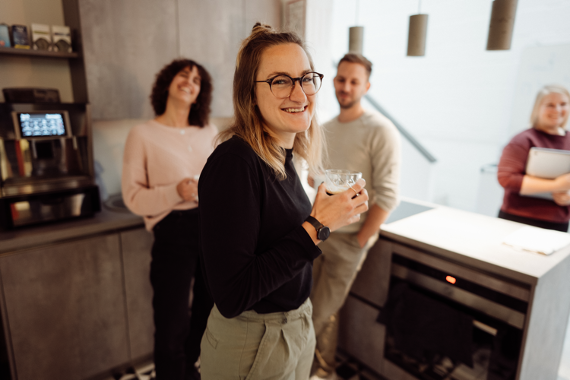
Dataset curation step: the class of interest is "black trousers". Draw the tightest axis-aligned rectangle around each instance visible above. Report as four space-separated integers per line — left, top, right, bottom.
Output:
150 208 213 380
498 210 569 232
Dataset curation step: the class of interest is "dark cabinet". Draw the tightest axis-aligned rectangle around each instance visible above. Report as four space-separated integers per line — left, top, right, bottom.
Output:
0 234 129 380
0 226 154 380
120 228 154 361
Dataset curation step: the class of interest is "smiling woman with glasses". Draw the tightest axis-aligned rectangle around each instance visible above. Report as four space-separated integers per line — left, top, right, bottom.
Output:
196 23 369 379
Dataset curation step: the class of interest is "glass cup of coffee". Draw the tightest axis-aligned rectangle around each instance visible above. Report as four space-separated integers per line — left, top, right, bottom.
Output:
325 169 362 196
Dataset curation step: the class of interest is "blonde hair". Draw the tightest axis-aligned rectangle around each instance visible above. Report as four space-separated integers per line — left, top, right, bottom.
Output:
530 84 570 129
218 23 325 180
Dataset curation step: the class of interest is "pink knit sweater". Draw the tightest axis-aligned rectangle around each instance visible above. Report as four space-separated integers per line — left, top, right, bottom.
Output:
122 119 218 231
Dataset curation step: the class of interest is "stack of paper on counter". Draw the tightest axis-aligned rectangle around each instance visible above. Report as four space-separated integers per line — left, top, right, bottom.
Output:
502 226 570 255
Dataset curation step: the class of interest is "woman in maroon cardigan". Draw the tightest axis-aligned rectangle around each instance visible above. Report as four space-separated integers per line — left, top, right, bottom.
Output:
498 85 570 231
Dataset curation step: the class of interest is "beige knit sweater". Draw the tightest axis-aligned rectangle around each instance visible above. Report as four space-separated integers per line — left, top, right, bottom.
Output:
122 119 218 231
323 109 401 233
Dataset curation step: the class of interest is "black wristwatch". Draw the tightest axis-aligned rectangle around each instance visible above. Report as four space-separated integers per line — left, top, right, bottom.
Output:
305 216 331 241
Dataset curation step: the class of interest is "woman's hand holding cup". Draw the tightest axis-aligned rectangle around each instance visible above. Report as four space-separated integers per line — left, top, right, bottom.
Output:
310 178 369 233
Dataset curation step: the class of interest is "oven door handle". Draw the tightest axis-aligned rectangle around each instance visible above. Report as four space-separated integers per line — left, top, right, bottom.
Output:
473 320 497 336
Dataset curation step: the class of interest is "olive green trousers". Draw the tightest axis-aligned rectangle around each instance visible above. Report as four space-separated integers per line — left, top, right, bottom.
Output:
200 297 315 380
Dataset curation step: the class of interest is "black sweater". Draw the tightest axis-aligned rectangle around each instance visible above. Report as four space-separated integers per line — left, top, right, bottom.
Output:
198 136 321 318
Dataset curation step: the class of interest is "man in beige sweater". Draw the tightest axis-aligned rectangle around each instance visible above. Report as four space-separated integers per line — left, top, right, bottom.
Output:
310 54 401 380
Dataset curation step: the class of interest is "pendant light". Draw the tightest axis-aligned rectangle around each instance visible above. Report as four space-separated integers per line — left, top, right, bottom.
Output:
349 27 364 54
407 1 428 57
348 0 363 54
486 0 518 50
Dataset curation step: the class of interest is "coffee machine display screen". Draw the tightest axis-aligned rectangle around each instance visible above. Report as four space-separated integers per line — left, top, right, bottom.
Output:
12 111 72 139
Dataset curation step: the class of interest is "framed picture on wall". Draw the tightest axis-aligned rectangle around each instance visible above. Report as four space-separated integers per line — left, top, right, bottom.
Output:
283 0 306 39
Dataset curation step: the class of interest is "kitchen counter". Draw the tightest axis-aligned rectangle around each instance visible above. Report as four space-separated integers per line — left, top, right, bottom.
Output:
381 201 570 285
0 208 144 254
340 198 570 380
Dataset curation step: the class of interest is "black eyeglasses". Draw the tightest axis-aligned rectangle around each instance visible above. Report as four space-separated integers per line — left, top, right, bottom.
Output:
255 72 324 99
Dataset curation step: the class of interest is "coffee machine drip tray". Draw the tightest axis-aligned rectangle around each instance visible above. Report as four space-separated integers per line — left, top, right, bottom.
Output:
0 185 100 229
2 175 94 197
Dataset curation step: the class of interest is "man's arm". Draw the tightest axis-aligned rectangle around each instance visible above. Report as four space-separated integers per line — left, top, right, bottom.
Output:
358 117 401 248
356 204 388 248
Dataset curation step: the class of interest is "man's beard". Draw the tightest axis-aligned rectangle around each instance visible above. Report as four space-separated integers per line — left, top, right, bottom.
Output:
339 99 359 109
336 91 362 109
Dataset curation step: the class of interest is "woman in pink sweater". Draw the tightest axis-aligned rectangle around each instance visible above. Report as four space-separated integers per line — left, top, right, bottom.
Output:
122 59 217 380
498 85 570 232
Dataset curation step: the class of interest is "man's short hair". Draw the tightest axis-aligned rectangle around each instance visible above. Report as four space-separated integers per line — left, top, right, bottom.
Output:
338 53 372 78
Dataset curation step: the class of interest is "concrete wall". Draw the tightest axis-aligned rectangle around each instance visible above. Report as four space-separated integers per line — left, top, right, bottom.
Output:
80 0 281 120
328 0 570 213
79 0 179 120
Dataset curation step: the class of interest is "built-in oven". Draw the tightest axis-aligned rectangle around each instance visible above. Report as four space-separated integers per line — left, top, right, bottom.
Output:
379 247 530 380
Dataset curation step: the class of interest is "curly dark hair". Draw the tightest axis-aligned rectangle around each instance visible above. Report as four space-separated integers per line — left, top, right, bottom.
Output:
150 59 213 127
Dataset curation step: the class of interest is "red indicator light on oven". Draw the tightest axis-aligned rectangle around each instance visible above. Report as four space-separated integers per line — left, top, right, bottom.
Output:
446 276 456 284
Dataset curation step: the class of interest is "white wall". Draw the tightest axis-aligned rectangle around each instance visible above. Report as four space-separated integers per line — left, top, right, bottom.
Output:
329 0 570 212
510 43 570 137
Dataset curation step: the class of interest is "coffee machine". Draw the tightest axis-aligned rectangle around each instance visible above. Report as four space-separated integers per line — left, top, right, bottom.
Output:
0 100 100 229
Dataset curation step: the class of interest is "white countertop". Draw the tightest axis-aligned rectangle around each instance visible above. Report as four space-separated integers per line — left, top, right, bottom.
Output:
381 203 570 285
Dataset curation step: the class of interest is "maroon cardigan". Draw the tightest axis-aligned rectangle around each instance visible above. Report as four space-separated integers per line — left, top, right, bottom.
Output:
498 128 570 223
